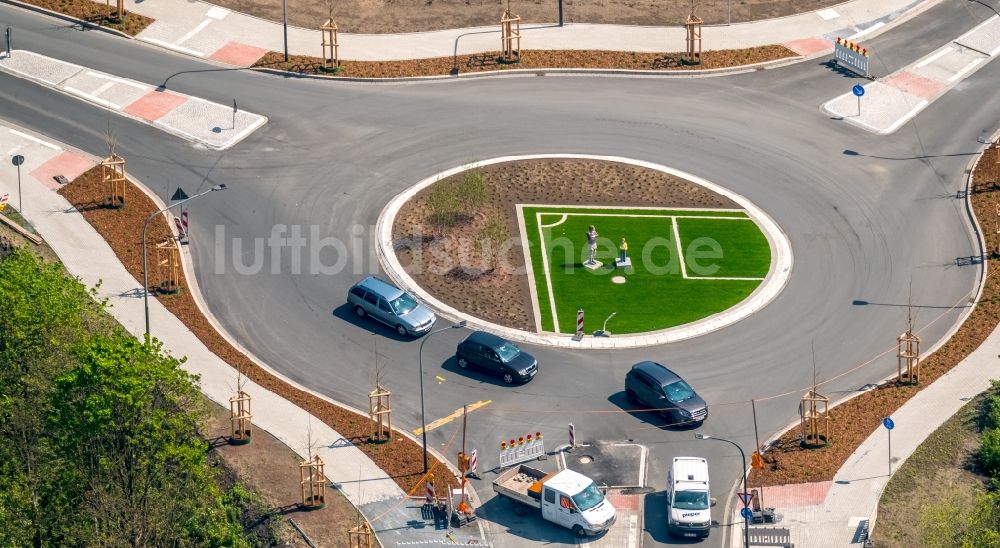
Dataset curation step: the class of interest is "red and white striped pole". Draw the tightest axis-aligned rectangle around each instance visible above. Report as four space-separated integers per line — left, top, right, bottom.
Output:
568 423 576 449
425 474 435 504
576 309 584 336
468 449 478 477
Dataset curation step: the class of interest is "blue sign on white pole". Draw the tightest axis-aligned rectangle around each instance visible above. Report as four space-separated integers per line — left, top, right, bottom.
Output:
741 507 753 521
882 417 894 430
884 416 894 475
852 84 865 97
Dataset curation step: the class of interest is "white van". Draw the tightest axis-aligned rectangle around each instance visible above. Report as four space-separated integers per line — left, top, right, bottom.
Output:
666 457 713 538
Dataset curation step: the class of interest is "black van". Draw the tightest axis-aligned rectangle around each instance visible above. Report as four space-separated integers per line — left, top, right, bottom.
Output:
624 361 708 425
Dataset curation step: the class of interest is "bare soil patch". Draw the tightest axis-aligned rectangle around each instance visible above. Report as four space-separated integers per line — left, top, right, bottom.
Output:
201 399 355 547
749 144 1000 487
391 158 737 330
16 0 153 36
254 45 797 77
57 166 460 509
211 0 844 34
0 209 60 264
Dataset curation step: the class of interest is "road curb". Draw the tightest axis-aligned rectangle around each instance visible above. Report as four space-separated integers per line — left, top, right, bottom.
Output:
0 0 135 40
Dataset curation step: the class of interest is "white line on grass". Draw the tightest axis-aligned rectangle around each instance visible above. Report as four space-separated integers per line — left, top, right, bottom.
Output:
539 213 568 228
516 205 543 333
536 212 561 333
537 212 754 221
672 217 689 279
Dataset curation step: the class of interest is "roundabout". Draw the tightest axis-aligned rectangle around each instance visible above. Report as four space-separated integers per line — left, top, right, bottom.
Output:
378 155 792 347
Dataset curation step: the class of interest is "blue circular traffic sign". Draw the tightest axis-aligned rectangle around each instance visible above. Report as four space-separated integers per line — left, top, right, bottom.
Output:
11 155 23 167
852 84 865 97
883 417 894 430
741 507 753 520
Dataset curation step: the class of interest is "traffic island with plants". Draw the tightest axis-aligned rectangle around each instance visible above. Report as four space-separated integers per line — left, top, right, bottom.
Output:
57 164 462 504
749 142 1000 486
390 158 773 334
253 46 797 78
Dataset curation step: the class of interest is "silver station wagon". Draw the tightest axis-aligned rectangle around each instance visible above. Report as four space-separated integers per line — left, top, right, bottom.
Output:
346 276 437 337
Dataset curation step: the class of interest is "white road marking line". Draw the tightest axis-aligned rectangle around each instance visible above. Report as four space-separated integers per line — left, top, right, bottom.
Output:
536 212 561 334
848 21 885 41
175 18 213 46
672 217 689 279
627 514 639 548
141 37 206 57
948 58 983 82
9 129 61 150
218 114 268 149
914 47 952 69
205 5 230 20
992 44 1000 56
884 99 929 134
64 86 123 109
85 71 150 90
5 144 23 156
91 80 116 96
956 14 999 43
816 8 839 20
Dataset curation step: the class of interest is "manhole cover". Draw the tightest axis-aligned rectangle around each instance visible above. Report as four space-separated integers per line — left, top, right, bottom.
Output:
578 455 594 464
611 276 626 284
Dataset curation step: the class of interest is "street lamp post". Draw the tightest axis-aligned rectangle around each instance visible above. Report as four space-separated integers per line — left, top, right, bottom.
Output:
418 320 467 473
696 432 749 548
142 184 227 339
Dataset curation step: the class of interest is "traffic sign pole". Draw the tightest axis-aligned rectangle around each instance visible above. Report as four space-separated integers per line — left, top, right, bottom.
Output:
883 417 895 475
11 154 24 213
852 84 865 117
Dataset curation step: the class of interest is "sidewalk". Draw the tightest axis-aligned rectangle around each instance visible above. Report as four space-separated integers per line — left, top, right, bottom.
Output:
0 121 484 546
729 288 999 540
114 0 933 62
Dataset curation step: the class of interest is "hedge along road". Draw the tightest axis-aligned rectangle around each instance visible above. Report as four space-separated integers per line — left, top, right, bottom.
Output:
0 1 994 547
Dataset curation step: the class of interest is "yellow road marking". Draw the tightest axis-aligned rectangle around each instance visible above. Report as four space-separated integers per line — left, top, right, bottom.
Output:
413 400 492 436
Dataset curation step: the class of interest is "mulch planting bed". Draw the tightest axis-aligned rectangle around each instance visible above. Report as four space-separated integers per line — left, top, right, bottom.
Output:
254 46 797 78
391 158 737 330
58 166 459 500
210 0 844 33
749 144 1000 487
19 0 153 36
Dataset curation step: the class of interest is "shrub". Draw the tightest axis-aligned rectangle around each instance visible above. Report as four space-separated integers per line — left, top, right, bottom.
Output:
476 211 510 272
426 183 459 233
457 171 488 214
978 427 1000 478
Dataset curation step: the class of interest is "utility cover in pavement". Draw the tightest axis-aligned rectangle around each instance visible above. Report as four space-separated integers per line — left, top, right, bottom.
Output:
561 442 647 489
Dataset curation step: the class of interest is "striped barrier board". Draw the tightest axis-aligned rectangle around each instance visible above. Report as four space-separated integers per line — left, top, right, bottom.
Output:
499 433 545 468
834 37 870 78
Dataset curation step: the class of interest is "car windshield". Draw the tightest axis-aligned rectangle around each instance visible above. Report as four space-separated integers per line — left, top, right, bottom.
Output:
571 482 604 512
496 341 521 362
664 380 696 403
390 293 418 315
673 490 710 510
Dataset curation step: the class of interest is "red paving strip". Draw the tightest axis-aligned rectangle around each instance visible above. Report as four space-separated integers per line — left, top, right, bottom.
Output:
123 90 187 122
210 42 269 67
30 152 94 191
754 481 832 508
783 38 831 57
881 70 946 101
607 493 640 510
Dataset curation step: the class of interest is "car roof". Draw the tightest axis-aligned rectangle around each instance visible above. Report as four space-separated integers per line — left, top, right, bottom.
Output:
546 469 593 496
464 330 509 349
631 361 680 385
356 276 404 300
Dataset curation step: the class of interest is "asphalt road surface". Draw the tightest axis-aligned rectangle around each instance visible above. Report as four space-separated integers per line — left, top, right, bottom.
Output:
1 0 998 545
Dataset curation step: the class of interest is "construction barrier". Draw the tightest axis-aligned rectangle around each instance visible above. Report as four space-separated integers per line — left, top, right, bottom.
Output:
425 474 435 504
499 431 544 468
576 309 584 336
468 449 478 475
568 423 576 448
834 37 870 78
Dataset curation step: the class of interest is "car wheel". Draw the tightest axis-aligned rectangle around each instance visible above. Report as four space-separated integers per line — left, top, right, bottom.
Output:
354 305 366 318
625 388 638 405
572 525 587 538
457 357 469 369
396 324 408 337
502 371 515 384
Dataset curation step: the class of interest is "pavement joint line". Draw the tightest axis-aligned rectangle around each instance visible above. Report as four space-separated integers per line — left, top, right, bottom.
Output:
955 14 998 43
913 47 951 68
141 37 206 57
884 99 928 134
412 400 491 436
9 129 60 150
175 18 213 46
85 71 150 90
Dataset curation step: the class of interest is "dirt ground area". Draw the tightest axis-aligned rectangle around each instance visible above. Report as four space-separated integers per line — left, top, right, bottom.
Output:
391 158 736 330
0 210 60 263
20 0 153 35
57 165 461 509
210 0 845 33
255 45 796 76
750 145 1000 486
870 393 990 547
201 400 356 547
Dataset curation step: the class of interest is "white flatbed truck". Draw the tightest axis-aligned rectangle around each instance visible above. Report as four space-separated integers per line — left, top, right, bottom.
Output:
492 464 617 538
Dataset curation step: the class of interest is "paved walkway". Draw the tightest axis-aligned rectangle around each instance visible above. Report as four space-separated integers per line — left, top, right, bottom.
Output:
0 50 266 149
824 15 1000 134
0 120 484 547
112 0 933 61
729 286 999 541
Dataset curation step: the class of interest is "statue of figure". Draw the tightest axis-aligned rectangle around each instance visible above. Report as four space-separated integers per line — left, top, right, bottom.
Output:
618 237 628 264
586 225 598 265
